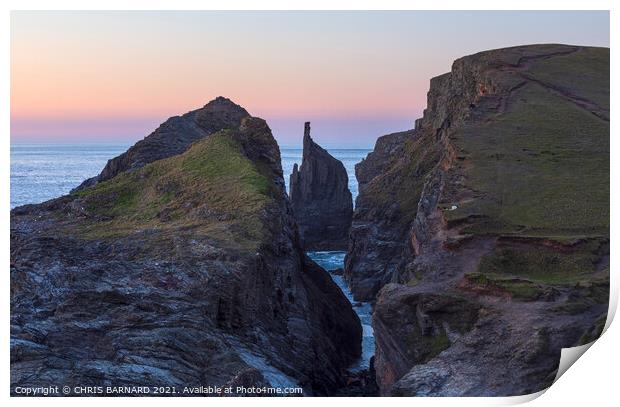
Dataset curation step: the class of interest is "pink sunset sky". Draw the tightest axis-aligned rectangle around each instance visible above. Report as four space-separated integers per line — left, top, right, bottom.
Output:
11 11 609 148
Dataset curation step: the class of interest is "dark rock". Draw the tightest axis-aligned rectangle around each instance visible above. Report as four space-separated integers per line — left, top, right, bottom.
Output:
373 285 480 394
355 130 411 194
11 114 362 396
345 44 610 395
333 366 379 396
344 130 416 301
219 368 278 397
73 97 250 191
289 122 353 250
331 268 344 276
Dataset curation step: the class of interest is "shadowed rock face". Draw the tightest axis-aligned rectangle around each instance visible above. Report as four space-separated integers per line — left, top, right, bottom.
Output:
11 114 362 395
345 44 609 396
74 96 250 190
345 130 414 301
289 122 353 250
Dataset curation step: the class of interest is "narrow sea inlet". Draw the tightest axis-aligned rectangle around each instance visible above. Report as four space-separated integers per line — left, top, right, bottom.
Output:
307 251 374 372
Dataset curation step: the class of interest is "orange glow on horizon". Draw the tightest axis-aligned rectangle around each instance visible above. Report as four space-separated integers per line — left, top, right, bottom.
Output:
11 11 609 145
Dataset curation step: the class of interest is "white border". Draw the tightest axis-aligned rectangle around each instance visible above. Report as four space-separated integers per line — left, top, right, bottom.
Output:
2 2 617 406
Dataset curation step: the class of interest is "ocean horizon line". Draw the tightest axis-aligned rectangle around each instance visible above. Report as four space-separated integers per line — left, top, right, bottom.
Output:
10 141 375 150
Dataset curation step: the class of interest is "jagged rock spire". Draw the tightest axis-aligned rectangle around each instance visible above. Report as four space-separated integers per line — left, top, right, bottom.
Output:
289 122 353 250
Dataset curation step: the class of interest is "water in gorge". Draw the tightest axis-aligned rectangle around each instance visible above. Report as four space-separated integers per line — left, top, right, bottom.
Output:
307 251 374 372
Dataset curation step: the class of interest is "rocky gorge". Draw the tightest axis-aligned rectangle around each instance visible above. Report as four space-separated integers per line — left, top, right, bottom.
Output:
11 107 362 395
10 43 610 397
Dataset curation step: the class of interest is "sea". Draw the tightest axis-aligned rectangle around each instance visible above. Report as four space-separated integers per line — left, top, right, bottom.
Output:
10 144 371 209
10 143 375 370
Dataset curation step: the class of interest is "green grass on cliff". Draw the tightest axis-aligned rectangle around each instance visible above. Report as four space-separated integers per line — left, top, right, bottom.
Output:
73 131 274 251
362 130 440 223
465 238 609 301
527 47 609 111
464 272 543 301
364 48 608 244
446 48 609 301
449 61 609 239
477 242 601 284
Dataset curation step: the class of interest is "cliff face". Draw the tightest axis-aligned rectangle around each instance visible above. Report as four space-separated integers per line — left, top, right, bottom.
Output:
289 122 353 250
345 130 416 301
74 96 250 190
346 44 609 395
11 116 362 395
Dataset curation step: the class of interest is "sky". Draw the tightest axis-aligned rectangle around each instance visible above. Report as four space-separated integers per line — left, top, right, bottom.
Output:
11 11 610 148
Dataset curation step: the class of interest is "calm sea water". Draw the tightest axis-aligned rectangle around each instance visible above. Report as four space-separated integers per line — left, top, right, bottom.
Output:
10 143 374 370
10 144 371 209
10 144 131 209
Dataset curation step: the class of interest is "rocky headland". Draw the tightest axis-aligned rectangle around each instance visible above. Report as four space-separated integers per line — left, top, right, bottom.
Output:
74 97 251 191
345 44 609 395
11 107 362 395
289 122 353 250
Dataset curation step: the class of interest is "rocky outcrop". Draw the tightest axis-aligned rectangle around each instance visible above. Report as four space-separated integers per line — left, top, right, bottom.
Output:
344 130 416 301
289 122 353 250
346 44 610 395
373 285 481 393
355 130 411 194
74 96 250 190
11 114 362 395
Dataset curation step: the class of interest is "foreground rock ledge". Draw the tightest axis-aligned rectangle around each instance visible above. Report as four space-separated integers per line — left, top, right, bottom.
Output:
11 115 362 396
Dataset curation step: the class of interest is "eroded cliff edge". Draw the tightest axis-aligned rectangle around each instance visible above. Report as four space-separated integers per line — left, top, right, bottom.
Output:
289 122 353 250
11 113 362 395
345 44 609 395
